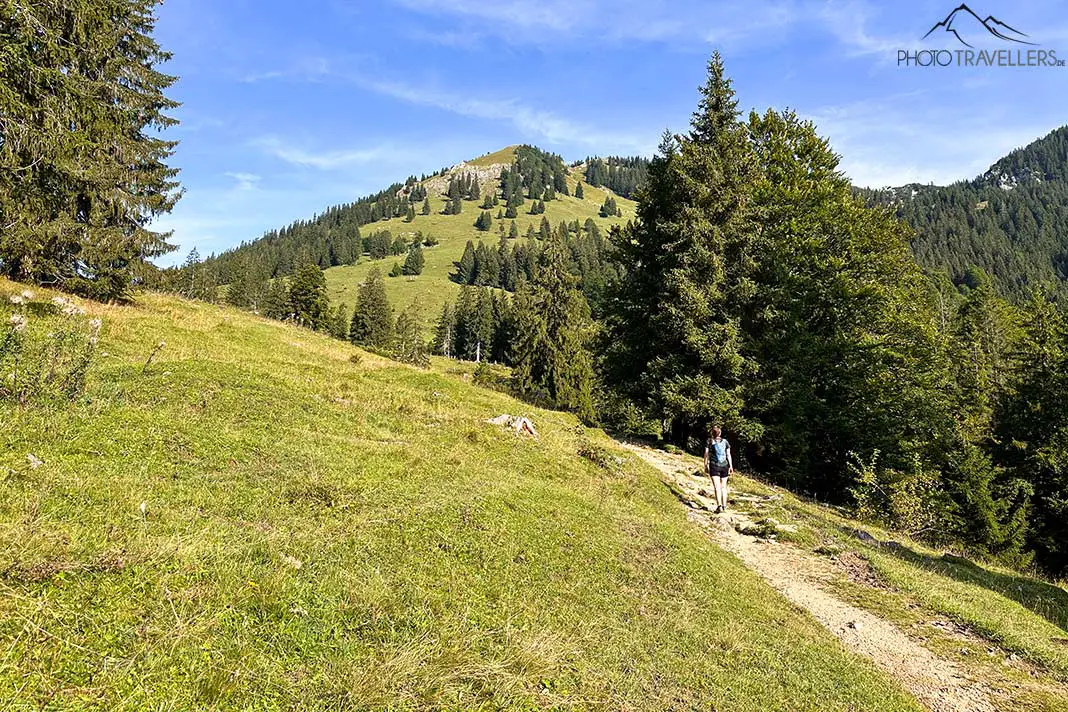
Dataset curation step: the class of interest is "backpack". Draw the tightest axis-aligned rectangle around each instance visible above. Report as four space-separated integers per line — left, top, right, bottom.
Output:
710 438 729 466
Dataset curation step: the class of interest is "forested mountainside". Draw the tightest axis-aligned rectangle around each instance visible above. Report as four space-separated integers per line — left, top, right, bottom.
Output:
581 155 650 198
859 126 1068 302
173 125 1068 307
180 146 645 287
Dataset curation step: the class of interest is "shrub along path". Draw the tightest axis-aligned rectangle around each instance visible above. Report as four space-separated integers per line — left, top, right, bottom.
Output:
620 442 1068 712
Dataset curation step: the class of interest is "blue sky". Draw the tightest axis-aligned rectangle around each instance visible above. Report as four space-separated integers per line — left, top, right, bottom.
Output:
152 0 1068 264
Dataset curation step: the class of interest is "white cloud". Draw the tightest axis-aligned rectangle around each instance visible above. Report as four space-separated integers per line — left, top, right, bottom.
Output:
817 1 911 57
242 56 650 153
360 77 648 150
238 56 332 84
253 136 397 170
224 172 261 190
803 97 1054 188
391 0 588 35
390 0 799 46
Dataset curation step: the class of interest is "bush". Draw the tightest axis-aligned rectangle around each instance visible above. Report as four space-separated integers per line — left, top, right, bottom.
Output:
1 290 101 406
848 451 945 538
577 442 624 472
594 389 658 436
473 360 493 385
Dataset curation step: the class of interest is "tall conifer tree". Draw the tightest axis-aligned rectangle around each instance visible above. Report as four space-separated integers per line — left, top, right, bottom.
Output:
604 52 759 443
0 0 181 299
512 234 596 420
287 263 330 330
350 268 393 348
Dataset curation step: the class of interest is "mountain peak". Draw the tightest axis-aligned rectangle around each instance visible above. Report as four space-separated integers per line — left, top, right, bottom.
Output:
979 125 1068 188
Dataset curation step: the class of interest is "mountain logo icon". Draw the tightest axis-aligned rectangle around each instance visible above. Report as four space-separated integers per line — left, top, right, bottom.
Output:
922 4 1037 48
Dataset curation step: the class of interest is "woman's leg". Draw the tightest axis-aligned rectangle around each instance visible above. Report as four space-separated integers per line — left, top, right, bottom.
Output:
721 477 730 510
711 476 725 510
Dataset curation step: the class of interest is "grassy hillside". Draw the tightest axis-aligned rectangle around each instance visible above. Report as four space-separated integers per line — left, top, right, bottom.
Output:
324 150 635 333
715 474 1068 710
0 279 919 710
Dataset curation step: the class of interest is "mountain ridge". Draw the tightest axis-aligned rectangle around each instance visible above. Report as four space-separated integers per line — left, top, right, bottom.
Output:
176 125 1068 310
857 125 1068 301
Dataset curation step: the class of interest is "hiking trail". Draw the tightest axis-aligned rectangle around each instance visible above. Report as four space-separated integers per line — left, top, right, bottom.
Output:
620 442 1060 712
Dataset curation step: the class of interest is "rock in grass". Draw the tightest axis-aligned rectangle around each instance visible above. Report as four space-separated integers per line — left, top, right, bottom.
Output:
854 529 879 544
486 414 538 437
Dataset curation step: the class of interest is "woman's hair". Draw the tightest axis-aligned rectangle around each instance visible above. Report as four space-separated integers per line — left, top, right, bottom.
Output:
711 425 722 438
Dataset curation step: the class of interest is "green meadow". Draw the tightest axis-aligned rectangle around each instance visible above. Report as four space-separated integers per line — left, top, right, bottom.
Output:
0 280 918 710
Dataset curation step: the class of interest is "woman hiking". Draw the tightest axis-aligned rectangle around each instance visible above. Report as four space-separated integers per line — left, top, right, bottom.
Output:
704 425 734 513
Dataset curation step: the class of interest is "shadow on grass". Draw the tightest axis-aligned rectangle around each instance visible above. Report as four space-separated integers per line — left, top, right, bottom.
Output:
872 538 1068 634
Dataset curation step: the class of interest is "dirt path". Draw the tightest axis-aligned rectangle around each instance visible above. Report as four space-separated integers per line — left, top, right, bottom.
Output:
620 442 999 712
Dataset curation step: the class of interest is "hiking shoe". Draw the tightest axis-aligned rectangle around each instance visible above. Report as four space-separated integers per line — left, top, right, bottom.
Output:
714 505 724 514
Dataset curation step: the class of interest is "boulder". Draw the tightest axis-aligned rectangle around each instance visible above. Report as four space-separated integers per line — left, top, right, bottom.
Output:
486 414 538 437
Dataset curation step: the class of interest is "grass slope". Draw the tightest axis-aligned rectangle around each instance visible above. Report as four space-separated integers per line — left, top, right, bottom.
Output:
324 154 635 334
713 473 1068 710
468 146 521 167
0 279 916 711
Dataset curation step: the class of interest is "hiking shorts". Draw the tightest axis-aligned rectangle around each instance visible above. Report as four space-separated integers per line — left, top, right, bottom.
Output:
709 463 730 478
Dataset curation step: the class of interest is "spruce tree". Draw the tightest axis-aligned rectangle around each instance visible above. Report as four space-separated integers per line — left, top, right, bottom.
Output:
455 240 477 284
539 217 552 241
733 106 976 518
350 268 393 348
225 258 252 308
475 210 493 231
389 262 403 278
575 181 585 200
422 197 431 215
262 279 290 320
599 195 619 218
393 304 429 367
472 242 488 285
511 234 596 420
996 295 1068 573
453 287 476 359
402 243 425 275
509 220 519 239
0 0 181 299
287 263 330 330
478 243 500 287
491 292 515 364
604 52 759 444
498 235 517 291
328 303 350 340
432 302 456 358
405 204 416 222
467 288 496 362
